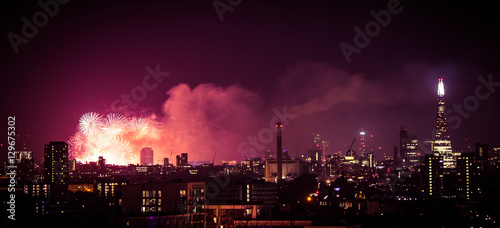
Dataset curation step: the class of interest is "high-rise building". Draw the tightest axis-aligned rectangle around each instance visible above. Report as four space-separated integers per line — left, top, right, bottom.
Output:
322 140 330 162
16 151 34 184
44 142 69 185
420 154 444 199
140 147 154 166
312 133 321 150
176 153 188 167
399 127 420 168
433 78 458 169
456 153 481 200
308 133 323 173
367 152 375 168
308 149 322 173
98 156 106 167
359 129 367 155
475 143 489 171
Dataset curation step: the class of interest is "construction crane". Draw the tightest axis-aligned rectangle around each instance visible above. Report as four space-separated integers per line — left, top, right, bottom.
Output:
347 138 356 156
169 149 173 161
212 149 217 166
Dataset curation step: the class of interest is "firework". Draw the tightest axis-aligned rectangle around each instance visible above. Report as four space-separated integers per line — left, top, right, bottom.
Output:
102 113 126 136
69 112 157 165
95 136 135 165
79 112 102 136
129 117 149 140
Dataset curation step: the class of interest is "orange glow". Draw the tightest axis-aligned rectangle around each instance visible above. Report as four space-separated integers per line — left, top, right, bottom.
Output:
68 184 94 193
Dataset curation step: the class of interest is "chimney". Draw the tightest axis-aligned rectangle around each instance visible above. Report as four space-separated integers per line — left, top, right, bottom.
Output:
276 122 283 181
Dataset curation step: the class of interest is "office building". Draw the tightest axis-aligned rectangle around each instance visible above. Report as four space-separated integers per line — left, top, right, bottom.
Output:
264 159 303 182
16 151 35 184
475 143 489 171
456 153 481 200
399 127 420 168
177 153 188 167
420 154 444 199
44 141 69 185
140 147 154 166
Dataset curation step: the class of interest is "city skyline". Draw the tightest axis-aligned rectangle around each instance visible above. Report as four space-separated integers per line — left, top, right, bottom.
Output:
2 2 500 227
1 1 499 164
4 78 497 166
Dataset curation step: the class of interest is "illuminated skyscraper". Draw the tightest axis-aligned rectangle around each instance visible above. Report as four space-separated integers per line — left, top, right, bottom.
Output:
435 79 450 140
312 133 321 150
359 129 366 155
420 154 444 198
432 78 457 169
16 151 34 184
308 133 322 173
44 141 69 185
399 127 420 168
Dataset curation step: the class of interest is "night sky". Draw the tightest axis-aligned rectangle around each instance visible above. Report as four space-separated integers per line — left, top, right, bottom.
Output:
1 0 499 164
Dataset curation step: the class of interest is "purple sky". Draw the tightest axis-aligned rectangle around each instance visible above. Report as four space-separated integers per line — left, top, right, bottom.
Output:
1 0 499 164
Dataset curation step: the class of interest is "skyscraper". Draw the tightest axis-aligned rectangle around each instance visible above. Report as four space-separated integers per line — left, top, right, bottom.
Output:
433 78 457 169
420 154 444 199
435 78 449 141
456 153 481 200
475 143 489 171
16 151 34 184
140 147 154 166
399 127 420 168
44 141 69 185
176 153 188 167
308 133 322 173
359 128 366 155
367 152 375 168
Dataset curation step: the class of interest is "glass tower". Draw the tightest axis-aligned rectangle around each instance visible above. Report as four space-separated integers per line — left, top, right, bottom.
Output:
433 78 457 168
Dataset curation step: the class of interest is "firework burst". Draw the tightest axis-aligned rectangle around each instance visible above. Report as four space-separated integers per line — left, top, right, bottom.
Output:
79 112 103 136
130 117 149 140
69 112 157 165
102 113 126 136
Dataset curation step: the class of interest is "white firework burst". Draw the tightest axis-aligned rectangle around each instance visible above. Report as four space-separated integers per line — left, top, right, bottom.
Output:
96 136 135 165
79 112 102 136
102 113 126 135
129 117 149 140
